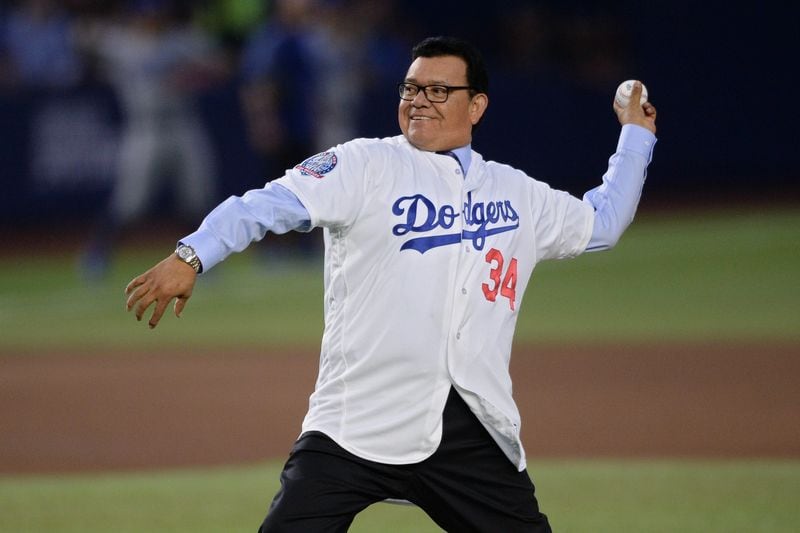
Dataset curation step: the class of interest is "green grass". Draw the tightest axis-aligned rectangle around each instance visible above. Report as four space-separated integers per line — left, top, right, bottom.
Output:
1 207 798 352
517 207 800 343
1 459 798 532
0 248 326 352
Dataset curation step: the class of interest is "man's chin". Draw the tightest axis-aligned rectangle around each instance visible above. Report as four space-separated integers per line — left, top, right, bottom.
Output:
405 132 437 152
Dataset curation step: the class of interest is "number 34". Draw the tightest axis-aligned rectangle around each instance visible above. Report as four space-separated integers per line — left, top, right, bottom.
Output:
481 248 518 310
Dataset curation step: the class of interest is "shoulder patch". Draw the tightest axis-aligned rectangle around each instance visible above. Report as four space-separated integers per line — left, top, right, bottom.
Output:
295 151 338 179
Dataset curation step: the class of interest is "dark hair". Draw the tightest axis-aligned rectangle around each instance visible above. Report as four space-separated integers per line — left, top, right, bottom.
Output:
411 36 489 97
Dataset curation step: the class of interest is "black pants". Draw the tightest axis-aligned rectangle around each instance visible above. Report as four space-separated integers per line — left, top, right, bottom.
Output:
259 388 551 532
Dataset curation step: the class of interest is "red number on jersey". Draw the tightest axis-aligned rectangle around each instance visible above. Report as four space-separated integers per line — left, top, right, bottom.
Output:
482 248 503 303
481 248 518 310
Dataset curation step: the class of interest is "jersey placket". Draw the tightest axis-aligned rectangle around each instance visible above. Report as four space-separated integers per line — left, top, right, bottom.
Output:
445 159 481 376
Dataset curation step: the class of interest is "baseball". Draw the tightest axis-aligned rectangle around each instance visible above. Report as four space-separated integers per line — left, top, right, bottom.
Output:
615 80 648 107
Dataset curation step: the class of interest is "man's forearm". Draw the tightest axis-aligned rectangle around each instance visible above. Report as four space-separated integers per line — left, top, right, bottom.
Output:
584 124 657 251
180 182 312 272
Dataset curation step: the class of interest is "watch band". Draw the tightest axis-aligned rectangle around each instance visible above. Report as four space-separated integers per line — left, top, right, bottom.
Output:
185 254 202 273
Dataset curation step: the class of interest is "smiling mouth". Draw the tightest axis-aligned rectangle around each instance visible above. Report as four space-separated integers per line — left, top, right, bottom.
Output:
411 116 433 121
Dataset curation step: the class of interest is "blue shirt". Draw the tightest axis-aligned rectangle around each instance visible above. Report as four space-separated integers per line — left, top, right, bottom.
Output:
182 125 656 271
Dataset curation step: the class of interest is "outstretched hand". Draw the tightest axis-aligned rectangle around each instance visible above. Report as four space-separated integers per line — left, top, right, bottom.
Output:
614 81 657 134
125 254 197 329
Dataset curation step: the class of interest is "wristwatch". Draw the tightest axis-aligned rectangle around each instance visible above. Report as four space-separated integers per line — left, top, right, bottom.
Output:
175 243 202 273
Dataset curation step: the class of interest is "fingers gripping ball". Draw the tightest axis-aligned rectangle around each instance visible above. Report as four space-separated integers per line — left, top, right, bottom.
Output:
615 80 648 107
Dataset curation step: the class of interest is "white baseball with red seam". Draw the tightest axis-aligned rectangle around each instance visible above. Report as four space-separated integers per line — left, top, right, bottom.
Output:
615 80 648 107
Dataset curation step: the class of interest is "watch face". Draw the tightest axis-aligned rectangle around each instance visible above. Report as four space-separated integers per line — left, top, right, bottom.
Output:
177 246 194 260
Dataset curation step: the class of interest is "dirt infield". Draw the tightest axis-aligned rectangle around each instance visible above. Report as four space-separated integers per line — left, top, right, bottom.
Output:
2 342 798 474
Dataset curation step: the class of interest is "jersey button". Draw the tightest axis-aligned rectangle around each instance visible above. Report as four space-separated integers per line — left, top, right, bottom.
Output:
461 288 467 295
455 168 461 175
456 332 461 340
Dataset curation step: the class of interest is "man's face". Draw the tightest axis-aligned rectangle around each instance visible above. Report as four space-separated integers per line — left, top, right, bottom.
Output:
398 55 487 152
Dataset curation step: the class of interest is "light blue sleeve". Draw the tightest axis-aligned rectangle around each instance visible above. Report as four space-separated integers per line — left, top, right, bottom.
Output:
584 124 657 252
180 182 311 272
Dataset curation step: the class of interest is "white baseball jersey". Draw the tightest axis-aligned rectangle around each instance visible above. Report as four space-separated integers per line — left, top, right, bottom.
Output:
274 134 594 471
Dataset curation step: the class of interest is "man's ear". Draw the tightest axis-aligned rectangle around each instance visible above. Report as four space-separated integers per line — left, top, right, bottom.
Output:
470 93 489 125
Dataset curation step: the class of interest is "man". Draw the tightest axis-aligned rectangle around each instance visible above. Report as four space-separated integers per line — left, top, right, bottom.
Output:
125 36 656 532
78 1 224 279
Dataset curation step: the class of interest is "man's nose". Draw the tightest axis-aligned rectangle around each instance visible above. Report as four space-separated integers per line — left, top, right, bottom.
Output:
411 90 431 106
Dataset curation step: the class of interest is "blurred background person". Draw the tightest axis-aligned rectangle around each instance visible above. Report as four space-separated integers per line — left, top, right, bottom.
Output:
238 0 318 183
237 0 405 262
78 0 230 280
0 0 84 91
237 0 328 261
308 0 371 150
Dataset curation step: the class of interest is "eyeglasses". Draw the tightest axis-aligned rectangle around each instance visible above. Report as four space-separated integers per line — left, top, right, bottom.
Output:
397 82 473 103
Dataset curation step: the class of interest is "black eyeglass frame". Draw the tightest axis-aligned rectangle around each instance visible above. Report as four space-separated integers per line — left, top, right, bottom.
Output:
397 82 475 103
